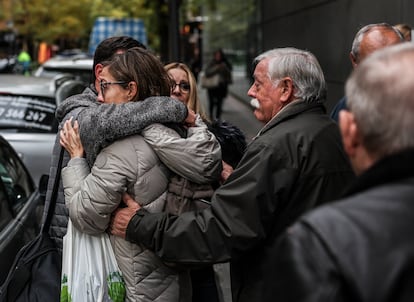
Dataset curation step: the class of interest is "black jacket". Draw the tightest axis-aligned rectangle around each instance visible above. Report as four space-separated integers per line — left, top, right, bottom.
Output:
126 100 355 302
268 149 414 302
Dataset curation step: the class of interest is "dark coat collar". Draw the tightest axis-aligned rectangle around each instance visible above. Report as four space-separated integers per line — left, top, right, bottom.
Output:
344 149 414 197
259 101 326 136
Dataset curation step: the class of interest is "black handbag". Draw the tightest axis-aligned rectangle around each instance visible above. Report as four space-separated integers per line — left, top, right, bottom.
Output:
0 147 64 302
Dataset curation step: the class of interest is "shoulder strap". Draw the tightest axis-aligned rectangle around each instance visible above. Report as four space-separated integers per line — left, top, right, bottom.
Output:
41 147 65 233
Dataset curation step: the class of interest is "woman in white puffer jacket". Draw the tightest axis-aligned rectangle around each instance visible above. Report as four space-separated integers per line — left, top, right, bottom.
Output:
60 47 222 302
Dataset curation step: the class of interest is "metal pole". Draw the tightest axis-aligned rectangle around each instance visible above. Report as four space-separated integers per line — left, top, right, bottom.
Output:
168 0 181 62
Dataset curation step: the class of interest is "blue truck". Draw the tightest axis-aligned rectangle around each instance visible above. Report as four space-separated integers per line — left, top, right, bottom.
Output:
88 17 147 55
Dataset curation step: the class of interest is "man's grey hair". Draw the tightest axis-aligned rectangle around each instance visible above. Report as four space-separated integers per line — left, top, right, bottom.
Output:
254 47 326 103
345 43 414 158
350 22 404 63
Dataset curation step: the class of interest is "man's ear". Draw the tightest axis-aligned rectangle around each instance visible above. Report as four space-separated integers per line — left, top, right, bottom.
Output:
350 52 358 68
339 110 361 157
95 63 103 79
279 77 294 103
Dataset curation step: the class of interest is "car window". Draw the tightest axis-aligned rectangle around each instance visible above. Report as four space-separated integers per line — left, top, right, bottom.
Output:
0 140 35 217
0 95 58 133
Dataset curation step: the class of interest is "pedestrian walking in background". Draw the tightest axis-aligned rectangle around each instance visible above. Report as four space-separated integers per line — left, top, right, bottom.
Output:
268 42 414 302
201 49 233 120
109 47 355 302
16 46 31 75
189 47 202 82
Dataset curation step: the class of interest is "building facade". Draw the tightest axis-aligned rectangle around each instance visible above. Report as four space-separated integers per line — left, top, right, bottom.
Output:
203 0 413 111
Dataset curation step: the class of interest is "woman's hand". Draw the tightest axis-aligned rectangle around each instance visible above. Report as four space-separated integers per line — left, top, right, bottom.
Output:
220 160 234 183
60 118 84 158
184 109 197 128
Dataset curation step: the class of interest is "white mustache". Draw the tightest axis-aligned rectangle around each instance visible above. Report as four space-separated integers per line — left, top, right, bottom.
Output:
250 98 260 109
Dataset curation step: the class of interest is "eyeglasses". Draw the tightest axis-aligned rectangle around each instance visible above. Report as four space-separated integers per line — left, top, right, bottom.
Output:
100 80 128 95
171 82 190 92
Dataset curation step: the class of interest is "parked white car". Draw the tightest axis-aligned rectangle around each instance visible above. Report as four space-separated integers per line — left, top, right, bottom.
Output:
33 53 93 87
0 74 85 185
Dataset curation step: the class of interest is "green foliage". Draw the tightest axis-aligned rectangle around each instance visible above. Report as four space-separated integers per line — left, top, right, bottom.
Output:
10 0 93 44
6 0 151 47
2 0 250 57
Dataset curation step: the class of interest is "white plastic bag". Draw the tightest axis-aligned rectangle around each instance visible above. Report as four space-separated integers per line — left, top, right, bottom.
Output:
60 220 126 302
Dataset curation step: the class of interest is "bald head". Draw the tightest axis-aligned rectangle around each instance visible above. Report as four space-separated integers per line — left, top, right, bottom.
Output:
350 23 404 67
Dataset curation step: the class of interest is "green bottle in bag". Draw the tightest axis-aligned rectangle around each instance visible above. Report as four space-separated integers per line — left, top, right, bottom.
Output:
107 271 126 302
60 274 72 302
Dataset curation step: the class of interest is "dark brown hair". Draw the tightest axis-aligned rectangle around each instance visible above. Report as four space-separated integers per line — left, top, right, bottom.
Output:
103 47 171 101
92 36 146 84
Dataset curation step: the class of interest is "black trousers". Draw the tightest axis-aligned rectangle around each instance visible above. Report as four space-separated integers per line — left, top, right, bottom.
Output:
191 266 219 302
207 86 228 120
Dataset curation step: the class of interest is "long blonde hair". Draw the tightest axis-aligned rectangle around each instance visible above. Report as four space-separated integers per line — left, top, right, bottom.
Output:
165 62 209 122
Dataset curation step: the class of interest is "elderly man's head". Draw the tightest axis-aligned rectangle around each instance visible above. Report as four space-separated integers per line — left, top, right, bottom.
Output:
350 23 404 67
340 43 414 174
248 47 326 123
